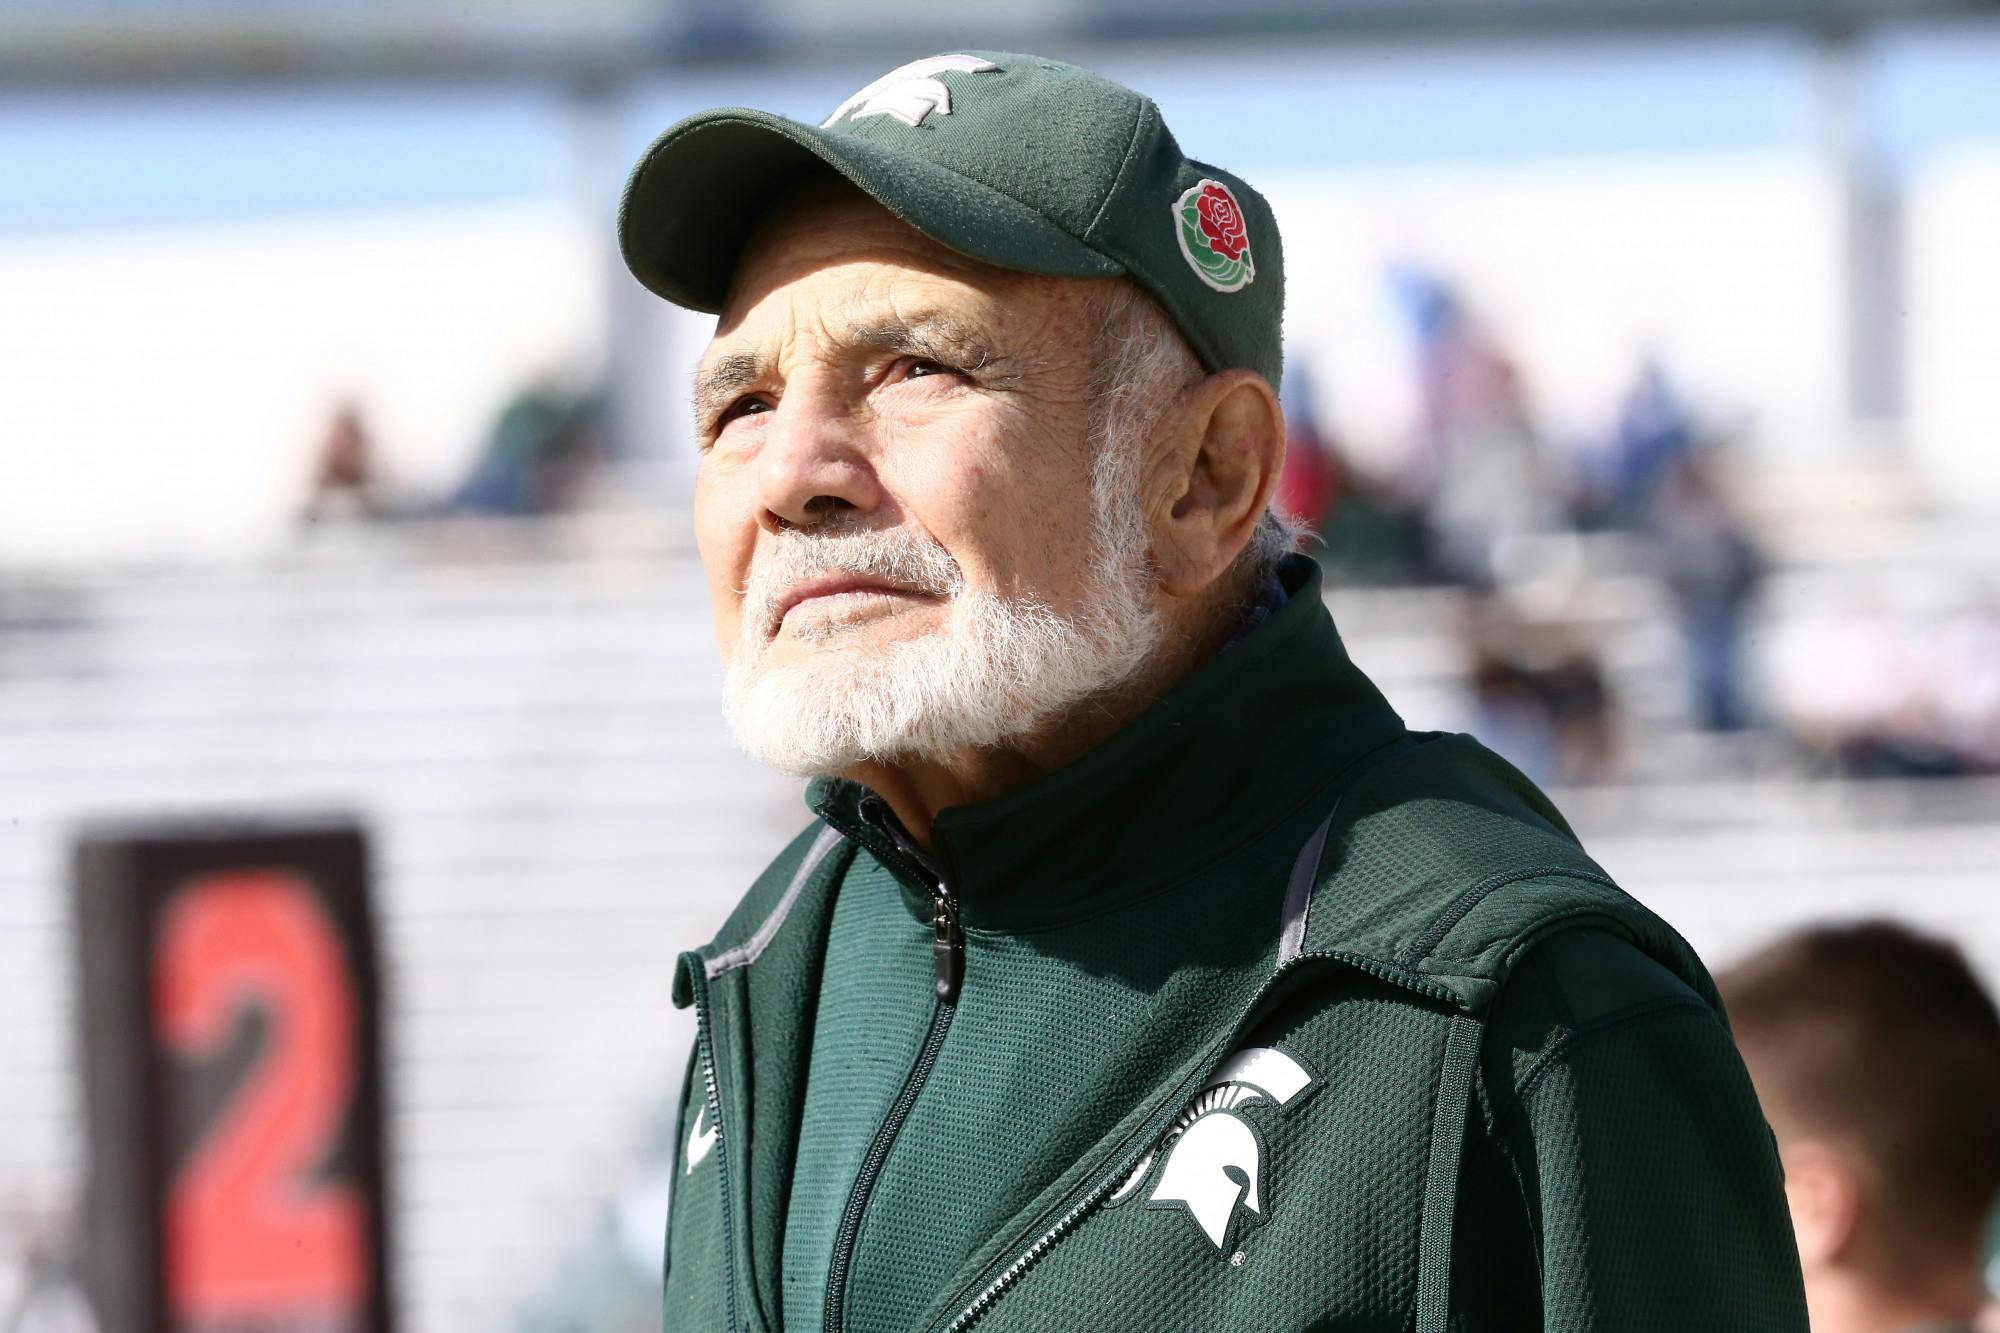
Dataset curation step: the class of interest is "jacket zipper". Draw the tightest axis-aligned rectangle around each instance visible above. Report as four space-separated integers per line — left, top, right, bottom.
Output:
679 956 742 1333
823 794 965 1331
824 987 955 1330
938 950 1458 1333
839 792 965 1002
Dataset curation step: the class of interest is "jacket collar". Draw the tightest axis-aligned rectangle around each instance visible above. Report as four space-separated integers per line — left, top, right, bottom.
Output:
809 555 1405 932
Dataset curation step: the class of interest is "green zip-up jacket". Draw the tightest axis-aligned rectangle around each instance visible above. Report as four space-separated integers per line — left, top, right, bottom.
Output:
663 557 1807 1332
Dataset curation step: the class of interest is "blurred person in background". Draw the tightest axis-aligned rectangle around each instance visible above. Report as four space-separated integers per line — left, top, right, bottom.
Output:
619 51 1805 1331
1461 595 1617 786
1651 449 1765 733
1288 353 1425 584
1766 587 2000 779
1936 587 2000 773
300 381 609 530
1272 359 1341 537
298 400 384 527
1574 354 1697 534
1719 921 2000 1333
447 379 604 517
1391 264 1551 587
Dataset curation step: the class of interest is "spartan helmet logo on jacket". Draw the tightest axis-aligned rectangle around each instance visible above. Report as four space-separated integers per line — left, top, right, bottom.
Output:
1108 1045 1319 1253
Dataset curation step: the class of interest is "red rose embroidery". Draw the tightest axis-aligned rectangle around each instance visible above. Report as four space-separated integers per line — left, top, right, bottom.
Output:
1195 183 1249 262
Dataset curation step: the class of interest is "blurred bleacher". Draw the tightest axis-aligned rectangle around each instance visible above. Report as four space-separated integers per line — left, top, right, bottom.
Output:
0 516 792 1329
2 500 1996 1328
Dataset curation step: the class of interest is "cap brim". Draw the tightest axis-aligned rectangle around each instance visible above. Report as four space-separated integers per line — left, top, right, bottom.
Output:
618 108 1124 315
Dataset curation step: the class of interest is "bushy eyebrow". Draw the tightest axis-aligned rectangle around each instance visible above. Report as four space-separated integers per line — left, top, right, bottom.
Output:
691 351 764 434
690 310 1009 434
847 312 996 369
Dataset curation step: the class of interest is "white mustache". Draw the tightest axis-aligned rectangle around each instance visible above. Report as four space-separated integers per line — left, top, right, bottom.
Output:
743 528 964 635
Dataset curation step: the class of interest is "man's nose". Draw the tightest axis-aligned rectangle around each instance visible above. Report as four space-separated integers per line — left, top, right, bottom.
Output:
755 385 881 533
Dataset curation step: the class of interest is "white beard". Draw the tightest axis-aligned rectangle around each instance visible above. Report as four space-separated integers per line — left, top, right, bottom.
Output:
721 487 1162 776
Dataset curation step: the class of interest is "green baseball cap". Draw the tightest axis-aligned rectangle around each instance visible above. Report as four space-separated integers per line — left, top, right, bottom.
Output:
617 51 1285 387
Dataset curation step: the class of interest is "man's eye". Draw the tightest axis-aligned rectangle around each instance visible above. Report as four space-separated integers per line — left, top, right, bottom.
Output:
903 357 963 382
717 396 772 428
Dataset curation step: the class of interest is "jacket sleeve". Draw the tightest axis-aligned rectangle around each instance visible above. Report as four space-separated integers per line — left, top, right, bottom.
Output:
1473 929 1809 1332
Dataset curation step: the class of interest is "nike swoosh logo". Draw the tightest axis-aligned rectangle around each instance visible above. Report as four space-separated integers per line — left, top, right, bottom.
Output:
686 1102 718 1174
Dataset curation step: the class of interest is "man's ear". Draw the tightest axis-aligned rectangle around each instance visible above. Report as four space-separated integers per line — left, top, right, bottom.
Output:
1782 1139 1864 1271
1147 369 1285 597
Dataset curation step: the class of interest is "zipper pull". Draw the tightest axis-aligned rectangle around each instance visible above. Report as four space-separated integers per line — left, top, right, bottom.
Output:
932 892 963 1004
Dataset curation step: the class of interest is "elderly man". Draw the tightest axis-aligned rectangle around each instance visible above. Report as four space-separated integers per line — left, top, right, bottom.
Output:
619 52 1806 1332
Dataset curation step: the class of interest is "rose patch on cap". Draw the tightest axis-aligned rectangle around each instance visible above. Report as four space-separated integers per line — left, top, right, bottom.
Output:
1174 179 1255 294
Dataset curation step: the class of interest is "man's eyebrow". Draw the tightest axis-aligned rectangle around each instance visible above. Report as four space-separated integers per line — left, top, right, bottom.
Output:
842 312 1000 369
691 351 765 431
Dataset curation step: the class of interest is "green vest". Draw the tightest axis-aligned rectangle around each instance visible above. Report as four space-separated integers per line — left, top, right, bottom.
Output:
664 557 1807 1332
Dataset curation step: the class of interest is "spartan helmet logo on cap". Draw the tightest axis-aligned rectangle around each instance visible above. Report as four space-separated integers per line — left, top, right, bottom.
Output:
821 54 1000 129
1107 1045 1318 1254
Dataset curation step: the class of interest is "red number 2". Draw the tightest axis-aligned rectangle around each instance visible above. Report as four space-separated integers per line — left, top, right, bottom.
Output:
154 870 367 1321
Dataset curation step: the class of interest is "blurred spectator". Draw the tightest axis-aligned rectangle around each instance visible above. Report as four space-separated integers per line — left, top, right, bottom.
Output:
1389 264 1551 586
1311 467 1430 585
1575 355 1698 532
299 400 384 526
1718 922 2000 1333
448 382 603 518
1651 450 1765 732
1935 590 2000 772
1767 586 2000 777
1275 360 1341 537
1461 594 1617 786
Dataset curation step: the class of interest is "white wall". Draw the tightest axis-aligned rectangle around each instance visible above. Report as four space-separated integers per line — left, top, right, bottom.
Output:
0 203 600 563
